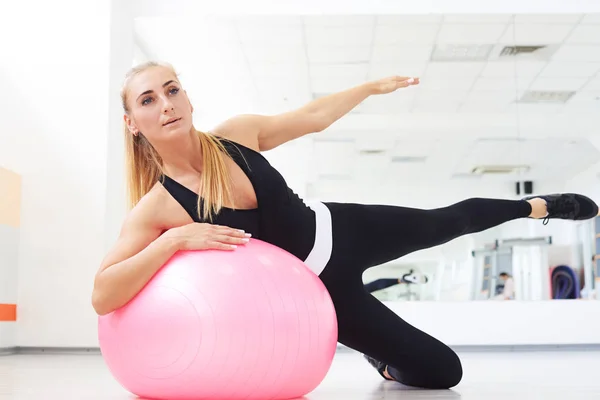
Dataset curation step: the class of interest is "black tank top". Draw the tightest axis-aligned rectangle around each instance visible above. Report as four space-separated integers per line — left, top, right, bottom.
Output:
160 137 316 261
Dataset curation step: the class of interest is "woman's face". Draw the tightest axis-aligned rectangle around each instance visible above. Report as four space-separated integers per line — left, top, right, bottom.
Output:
124 66 194 144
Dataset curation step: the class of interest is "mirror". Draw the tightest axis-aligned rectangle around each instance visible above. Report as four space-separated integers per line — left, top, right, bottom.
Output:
134 13 600 302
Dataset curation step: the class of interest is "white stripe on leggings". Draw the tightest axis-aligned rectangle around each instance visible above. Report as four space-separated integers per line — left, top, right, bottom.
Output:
303 200 332 276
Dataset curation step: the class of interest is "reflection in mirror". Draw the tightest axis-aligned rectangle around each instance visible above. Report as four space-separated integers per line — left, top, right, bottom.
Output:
134 13 600 302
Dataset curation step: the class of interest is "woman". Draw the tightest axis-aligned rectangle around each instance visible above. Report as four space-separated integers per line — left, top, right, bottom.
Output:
92 61 598 390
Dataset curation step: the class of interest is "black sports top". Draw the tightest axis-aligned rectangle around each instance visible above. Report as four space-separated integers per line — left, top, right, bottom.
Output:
160 137 316 261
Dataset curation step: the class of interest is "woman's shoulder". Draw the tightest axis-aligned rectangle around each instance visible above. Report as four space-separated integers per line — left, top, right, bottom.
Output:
209 114 262 152
128 182 190 232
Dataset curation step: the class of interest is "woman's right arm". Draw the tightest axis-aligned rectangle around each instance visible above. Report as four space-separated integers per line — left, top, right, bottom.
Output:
92 203 249 316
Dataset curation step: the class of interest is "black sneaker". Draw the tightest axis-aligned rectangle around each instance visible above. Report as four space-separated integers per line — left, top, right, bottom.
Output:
363 354 394 381
523 193 599 225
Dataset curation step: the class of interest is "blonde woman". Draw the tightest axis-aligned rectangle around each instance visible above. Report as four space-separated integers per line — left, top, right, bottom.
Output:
92 61 598 389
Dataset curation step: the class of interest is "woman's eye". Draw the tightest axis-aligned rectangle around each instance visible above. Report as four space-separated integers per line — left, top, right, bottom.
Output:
169 87 180 95
141 97 152 106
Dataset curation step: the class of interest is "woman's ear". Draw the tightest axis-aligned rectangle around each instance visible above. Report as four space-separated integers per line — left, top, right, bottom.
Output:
124 114 138 136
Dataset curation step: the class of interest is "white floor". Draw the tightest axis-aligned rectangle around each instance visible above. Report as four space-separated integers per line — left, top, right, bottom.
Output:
1 348 600 399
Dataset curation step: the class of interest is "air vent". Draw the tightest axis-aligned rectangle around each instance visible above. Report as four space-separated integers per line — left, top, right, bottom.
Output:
391 156 427 163
471 165 530 175
430 44 494 62
360 149 387 155
518 90 576 104
500 45 546 56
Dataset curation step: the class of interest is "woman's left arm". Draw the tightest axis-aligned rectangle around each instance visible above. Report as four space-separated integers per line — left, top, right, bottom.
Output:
213 76 419 152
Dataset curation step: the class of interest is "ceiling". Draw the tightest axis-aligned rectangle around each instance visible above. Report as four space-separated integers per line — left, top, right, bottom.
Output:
133 13 600 192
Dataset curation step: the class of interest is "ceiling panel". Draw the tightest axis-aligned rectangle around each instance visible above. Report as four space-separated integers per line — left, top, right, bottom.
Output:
254 77 310 99
353 153 391 183
136 17 240 45
580 14 600 24
304 15 376 27
370 45 434 62
528 77 589 91
377 15 443 25
508 138 600 177
417 77 477 92
538 62 600 78
499 24 576 44
384 161 430 181
513 14 584 24
458 138 519 166
449 139 578 180
459 100 513 113
373 25 440 45
423 139 476 176
411 103 462 113
232 15 303 27
479 61 547 78
411 94 464 113
581 76 600 91
358 91 417 114
310 63 370 78
442 15 514 24
248 61 308 79
305 26 374 47
471 76 533 92
354 136 397 151
237 25 304 46
460 90 520 113
552 45 600 62
565 25 600 44
436 24 508 44
243 45 306 65
313 139 356 177
311 76 368 94
562 91 600 112
505 103 566 115
307 45 371 64
368 63 428 79
424 62 486 78
136 10 600 188
391 139 436 156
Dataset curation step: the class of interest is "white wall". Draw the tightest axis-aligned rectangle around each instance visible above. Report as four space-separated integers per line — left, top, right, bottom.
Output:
369 300 600 346
2 2 600 350
0 0 120 347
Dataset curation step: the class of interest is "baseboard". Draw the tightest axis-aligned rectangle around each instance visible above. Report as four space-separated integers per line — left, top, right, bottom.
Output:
337 343 600 353
0 347 17 355
3 344 600 357
0 346 101 355
451 343 600 352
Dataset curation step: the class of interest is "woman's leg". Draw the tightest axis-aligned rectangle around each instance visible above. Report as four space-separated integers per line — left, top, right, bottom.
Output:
320 268 462 389
323 197 533 270
323 193 597 270
319 193 598 388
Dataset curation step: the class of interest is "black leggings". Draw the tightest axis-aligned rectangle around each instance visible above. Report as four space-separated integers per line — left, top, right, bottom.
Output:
318 198 532 389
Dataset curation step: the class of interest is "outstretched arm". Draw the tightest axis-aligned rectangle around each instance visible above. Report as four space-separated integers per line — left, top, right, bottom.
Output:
213 76 419 151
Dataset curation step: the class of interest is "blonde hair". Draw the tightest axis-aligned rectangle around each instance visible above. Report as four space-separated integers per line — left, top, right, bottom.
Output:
120 61 235 221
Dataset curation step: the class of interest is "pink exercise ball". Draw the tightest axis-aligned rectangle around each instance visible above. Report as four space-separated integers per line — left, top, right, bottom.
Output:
98 238 338 400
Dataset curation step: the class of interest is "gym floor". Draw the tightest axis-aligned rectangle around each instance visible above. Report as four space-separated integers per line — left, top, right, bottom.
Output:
1 347 599 399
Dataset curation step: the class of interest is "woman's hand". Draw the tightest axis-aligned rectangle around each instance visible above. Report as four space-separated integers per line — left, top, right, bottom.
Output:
369 76 420 95
165 223 251 251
